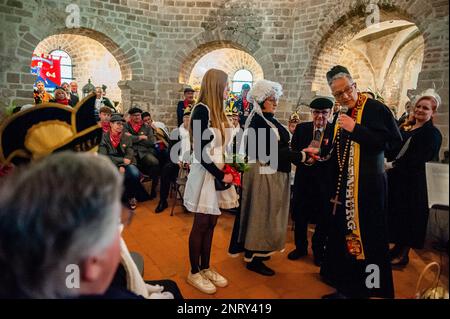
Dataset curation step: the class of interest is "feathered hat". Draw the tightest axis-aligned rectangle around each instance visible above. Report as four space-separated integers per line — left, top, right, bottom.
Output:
0 93 102 165
289 111 300 123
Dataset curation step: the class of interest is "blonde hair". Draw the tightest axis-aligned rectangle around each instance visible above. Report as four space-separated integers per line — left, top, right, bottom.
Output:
191 69 231 145
53 88 67 99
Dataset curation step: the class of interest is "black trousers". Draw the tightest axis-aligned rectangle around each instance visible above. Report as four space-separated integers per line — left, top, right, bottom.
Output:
293 212 328 256
292 181 331 257
159 162 180 202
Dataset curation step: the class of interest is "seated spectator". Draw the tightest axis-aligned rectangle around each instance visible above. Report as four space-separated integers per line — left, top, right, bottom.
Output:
34 80 52 104
142 111 152 127
99 114 150 209
155 106 191 213
95 86 116 112
99 106 113 133
0 152 126 298
125 107 159 199
177 87 195 126
50 88 70 106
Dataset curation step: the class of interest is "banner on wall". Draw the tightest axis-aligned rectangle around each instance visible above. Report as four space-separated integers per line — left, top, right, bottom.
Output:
30 54 61 90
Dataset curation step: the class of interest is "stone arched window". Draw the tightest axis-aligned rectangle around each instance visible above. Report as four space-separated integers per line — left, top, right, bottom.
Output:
50 49 73 86
232 69 253 94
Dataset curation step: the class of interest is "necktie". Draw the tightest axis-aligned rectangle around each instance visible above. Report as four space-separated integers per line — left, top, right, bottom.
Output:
314 129 321 142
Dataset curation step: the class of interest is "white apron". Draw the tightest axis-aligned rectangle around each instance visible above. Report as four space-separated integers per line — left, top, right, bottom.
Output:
183 104 239 215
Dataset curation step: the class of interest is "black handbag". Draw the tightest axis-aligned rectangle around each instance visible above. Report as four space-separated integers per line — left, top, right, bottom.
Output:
214 178 231 191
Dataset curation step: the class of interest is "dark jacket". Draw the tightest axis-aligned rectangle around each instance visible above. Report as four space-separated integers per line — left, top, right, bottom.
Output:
102 97 116 112
247 112 301 173
98 132 136 167
386 120 442 248
124 122 156 159
290 120 335 219
69 92 79 107
177 101 185 127
234 98 253 127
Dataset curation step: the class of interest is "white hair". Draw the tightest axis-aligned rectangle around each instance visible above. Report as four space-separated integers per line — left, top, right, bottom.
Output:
328 72 354 86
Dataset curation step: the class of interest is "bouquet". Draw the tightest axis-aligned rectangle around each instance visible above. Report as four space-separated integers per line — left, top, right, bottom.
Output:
222 153 250 187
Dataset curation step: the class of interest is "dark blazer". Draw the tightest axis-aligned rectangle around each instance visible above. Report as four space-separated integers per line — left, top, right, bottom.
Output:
247 112 300 173
234 98 254 127
177 101 185 127
387 120 442 248
124 122 157 159
290 120 336 219
98 132 136 167
69 93 79 107
102 97 116 112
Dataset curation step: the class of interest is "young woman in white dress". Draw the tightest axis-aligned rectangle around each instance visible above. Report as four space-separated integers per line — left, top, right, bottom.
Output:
183 69 239 294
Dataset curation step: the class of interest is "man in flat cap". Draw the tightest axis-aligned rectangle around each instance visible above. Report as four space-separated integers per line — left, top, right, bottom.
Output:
288 97 335 266
177 87 196 126
320 65 402 299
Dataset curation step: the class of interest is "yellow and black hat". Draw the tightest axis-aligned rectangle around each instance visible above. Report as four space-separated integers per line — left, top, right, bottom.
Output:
225 104 239 117
183 106 192 117
0 93 102 165
289 111 300 123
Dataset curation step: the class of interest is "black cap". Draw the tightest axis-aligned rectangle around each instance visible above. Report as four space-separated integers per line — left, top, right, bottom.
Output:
110 114 125 123
326 65 351 83
310 97 334 110
128 107 142 115
184 87 195 94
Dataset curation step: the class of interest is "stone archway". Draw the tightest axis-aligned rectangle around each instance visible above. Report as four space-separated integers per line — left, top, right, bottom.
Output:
33 33 124 104
185 47 265 90
13 19 144 109
298 0 448 156
309 18 424 116
172 28 276 87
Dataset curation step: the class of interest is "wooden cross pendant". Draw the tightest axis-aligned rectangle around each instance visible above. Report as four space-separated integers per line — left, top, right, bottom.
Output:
330 194 342 215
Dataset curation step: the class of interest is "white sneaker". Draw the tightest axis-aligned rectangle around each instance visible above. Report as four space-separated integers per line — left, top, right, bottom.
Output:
187 271 216 294
200 268 228 288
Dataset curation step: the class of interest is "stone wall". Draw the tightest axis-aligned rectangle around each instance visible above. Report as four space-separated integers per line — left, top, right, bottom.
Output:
0 0 448 157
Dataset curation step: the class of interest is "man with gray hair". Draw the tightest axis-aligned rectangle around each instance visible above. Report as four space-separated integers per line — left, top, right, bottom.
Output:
0 152 126 298
320 65 402 299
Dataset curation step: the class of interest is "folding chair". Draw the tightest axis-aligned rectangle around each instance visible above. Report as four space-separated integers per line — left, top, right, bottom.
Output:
170 167 188 216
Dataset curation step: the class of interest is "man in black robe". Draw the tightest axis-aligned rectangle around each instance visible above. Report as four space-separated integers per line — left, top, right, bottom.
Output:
288 97 336 266
320 65 402 299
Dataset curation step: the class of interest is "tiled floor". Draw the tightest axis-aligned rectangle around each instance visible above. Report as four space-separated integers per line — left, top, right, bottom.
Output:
122 199 448 299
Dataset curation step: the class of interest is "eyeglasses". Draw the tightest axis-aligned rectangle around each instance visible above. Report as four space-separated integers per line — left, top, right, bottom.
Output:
332 83 356 99
312 110 330 116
